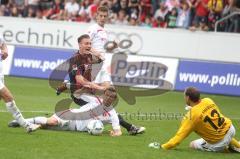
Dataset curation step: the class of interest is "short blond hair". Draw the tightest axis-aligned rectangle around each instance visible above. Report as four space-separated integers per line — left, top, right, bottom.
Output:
97 6 109 14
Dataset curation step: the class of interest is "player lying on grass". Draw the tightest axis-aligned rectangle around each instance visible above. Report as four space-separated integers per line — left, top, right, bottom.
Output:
149 87 240 152
56 34 145 135
0 38 39 133
9 87 122 136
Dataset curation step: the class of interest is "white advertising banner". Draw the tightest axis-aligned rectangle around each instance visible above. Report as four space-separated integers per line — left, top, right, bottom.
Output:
0 17 240 63
103 53 179 90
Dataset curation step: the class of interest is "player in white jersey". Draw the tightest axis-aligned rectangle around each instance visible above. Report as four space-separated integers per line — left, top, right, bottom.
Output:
9 86 122 136
0 38 40 133
86 6 116 85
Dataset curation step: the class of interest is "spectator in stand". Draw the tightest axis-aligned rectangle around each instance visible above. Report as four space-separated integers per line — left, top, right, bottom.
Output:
25 0 39 11
77 0 91 22
166 7 178 28
75 10 89 22
36 8 42 19
79 0 91 15
0 5 4 16
165 0 180 11
176 1 191 28
207 0 223 30
128 0 141 18
45 0 64 20
141 15 153 27
26 5 36 18
129 13 138 25
152 0 162 13
114 9 128 25
152 16 167 27
154 1 169 22
39 0 52 13
1 2 11 16
190 0 209 31
222 0 240 32
87 0 100 21
10 4 20 17
11 0 27 17
140 0 153 23
112 0 131 16
64 0 80 21
111 0 120 13
141 0 153 17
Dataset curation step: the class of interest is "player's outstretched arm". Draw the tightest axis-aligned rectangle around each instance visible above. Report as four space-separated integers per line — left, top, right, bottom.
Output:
75 75 105 91
161 112 195 150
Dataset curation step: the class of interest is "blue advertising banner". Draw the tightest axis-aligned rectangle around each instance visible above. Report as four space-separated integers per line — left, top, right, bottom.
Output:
175 60 240 96
10 46 74 79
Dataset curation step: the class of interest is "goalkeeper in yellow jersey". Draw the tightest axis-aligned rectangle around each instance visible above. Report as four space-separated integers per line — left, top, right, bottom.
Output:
149 87 240 152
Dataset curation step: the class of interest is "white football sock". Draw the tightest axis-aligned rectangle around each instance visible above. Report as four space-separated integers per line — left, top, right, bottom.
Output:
26 117 47 125
5 101 29 128
66 82 71 89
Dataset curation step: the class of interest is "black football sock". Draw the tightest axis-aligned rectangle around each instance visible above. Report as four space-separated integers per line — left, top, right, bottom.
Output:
118 114 132 131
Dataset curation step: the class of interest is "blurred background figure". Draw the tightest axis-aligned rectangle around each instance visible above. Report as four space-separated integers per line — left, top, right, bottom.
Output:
166 7 178 28
207 0 223 30
45 0 64 20
64 0 80 21
189 0 210 31
176 0 191 28
114 9 128 25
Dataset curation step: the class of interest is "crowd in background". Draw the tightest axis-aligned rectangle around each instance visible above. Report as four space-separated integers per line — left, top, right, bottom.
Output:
0 0 239 32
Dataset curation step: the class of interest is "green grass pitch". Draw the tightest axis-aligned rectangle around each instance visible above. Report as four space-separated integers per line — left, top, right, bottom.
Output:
0 76 239 159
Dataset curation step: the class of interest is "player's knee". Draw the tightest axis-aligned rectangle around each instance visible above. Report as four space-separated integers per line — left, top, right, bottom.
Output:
189 141 196 149
47 117 59 126
0 87 14 102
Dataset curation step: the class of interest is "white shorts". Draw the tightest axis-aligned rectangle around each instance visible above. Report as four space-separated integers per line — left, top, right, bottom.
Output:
93 69 112 84
51 113 76 131
0 75 4 90
191 125 235 152
52 111 92 132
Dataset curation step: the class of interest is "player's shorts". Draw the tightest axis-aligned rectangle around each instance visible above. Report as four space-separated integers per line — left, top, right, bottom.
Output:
52 110 93 132
0 75 5 90
191 125 235 152
94 69 112 84
51 113 76 131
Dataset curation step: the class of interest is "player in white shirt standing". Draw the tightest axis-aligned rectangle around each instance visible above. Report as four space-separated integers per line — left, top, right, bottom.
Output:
0 38 40 133
86 6 113 89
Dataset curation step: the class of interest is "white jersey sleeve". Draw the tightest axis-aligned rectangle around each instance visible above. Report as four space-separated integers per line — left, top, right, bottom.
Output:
109 109 120 130
100 107 120 130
